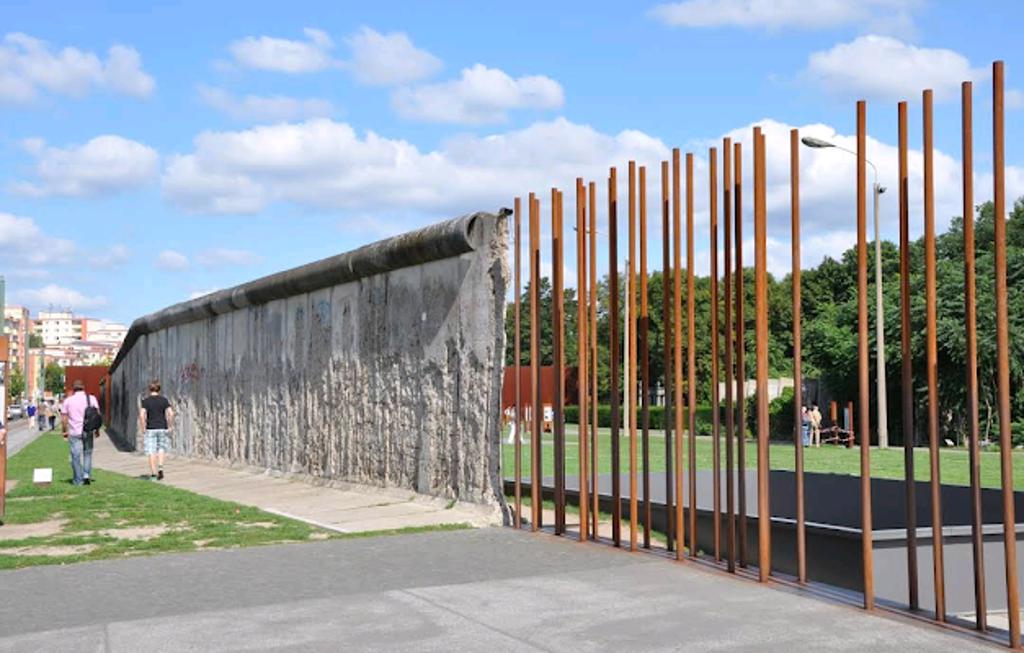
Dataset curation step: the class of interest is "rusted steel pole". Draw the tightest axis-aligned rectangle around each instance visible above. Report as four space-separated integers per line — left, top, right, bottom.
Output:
687 152 698 558
754 127 770 582
962 80 987 631
898 100 919 612
589 181 599 541
640 166 652 549
663 159 675 553
577 178 590 542
609 167 622 547
791 129 807 584
723 138 736 572
529 192 542 531
629 161 639 552
857 101 875 610
710 146 722 562
514 197 523 530
922 90 944 621
673 148 686 561
552 188 566 535
992 59 1021 649
735 142 747 568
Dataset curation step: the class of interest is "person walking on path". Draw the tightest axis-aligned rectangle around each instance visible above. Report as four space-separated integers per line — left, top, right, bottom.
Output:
39 401 49 432
26 403 36 430
48 400 57 431
139 380 173 481
62 380 101 486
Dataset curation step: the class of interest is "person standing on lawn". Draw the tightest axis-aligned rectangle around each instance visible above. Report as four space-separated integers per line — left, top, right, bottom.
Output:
139 380 173 481
62 380 101 486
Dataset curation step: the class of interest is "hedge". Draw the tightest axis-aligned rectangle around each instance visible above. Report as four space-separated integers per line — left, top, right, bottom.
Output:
562 403 747 436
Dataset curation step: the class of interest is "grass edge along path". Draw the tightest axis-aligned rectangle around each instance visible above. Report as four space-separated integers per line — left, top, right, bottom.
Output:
0 433 470 570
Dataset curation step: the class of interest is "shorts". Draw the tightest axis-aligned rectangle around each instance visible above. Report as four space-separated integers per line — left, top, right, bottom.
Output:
144 429 170 455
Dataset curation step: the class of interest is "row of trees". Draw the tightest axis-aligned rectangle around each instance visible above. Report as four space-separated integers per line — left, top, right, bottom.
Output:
504 199 1024 446
5 363 66 403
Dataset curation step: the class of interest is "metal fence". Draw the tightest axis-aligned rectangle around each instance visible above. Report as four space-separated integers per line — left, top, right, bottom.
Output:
507 60 1020 648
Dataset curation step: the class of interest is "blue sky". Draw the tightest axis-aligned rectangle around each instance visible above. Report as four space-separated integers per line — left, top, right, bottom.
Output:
1 0 1022 323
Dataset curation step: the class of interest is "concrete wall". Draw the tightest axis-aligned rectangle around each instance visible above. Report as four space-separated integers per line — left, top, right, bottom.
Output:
107 212 508 513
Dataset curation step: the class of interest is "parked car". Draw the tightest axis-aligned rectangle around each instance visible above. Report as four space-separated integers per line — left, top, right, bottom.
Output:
7 404 24 420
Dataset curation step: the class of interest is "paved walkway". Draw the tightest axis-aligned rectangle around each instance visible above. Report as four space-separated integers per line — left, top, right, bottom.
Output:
90 433 500 533
0 528 1001 652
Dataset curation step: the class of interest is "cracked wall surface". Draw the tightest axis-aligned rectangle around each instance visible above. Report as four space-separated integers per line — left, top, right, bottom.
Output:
108 212 508 513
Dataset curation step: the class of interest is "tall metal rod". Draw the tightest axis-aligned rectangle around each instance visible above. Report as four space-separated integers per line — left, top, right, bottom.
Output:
962 80 987 631
754 127 770 582
673 148 686 561
923 89 944 621
589 181 599 541
577 178 590 542
629 161 639 552
857 101 875 610
529 192 542 531
898 100 918 612
791 129 807 584
687 152 698 558
993 59 1021 649
662 159 675 553
723 138 736 572
735 142 747 568
552 188 566 535
609 167 622 547
640 166 652 549
514 197 523 530
710 146 721 562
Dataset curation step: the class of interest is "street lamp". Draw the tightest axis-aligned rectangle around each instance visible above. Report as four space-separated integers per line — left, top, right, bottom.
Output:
802 136 890 449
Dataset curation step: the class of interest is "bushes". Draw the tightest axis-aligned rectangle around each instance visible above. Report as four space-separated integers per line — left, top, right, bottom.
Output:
563 403 734 436
745 387 798 441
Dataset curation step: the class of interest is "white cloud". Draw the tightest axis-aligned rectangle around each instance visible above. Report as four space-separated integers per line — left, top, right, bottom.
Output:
161 117 667 215
155 250 189 270
10 135 158 198
805 35 988 103
0 32 154 103
345 27 441 86
91 244 130 270
0 212 75 268
228 28 335 73
650 0 921 33
393 64 564 124
195 247 261 267
14 284 107 311
198 85 334 122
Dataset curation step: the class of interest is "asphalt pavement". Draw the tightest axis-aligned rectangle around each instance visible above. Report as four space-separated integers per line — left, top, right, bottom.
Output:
0 527 1000 652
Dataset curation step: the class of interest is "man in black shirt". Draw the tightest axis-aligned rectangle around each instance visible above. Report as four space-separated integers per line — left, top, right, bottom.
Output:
139 379 174 481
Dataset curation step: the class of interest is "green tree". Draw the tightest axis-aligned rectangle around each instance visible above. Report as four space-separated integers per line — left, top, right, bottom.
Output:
28 333 43 348
44 362 64 395
8 367 25 401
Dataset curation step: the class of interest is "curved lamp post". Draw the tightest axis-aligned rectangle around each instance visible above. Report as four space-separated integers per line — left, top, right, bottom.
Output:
802 136 889 449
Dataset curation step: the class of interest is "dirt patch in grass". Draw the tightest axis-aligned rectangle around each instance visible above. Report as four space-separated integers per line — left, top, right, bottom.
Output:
5 480 17 493
238 521 277 529
5 544 98 557
99 525 179 541
0 518 67 541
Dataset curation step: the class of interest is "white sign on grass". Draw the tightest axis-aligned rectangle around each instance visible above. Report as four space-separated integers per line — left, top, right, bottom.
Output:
33 468 52 485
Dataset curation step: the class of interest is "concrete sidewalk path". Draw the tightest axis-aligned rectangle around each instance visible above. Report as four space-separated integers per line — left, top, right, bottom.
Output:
0 528 999 652
90 433 500 533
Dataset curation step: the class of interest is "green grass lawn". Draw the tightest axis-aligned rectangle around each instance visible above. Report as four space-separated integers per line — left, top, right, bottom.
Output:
0 433 469 570
501 425 1024 490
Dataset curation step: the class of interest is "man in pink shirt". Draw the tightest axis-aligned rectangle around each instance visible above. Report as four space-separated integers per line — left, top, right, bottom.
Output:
62 380 100 486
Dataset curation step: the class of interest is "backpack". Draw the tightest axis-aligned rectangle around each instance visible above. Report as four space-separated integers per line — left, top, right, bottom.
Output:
83 396 103 433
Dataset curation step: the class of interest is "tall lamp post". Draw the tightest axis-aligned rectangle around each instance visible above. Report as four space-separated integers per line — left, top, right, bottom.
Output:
802 136 889 448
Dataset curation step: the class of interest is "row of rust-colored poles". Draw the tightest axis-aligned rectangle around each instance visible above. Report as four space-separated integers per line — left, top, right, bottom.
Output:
507 63 1018 645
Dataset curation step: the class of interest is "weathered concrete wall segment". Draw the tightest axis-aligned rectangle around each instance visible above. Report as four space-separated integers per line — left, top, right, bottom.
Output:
108 212 508 510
